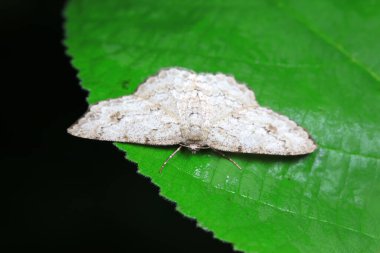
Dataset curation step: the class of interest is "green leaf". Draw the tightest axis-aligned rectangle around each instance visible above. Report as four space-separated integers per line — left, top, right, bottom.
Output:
64 0 380 252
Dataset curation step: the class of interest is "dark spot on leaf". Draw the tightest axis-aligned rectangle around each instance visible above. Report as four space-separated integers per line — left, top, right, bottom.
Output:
121 80 130 89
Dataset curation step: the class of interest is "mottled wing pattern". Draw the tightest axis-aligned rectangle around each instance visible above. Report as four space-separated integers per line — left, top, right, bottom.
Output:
135 68 259 125
68 67 317 156
67 95 182 145
207 107 316 155
194 72 259 127
134 68 193 119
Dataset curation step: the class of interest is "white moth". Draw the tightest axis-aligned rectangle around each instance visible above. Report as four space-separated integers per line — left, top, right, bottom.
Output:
68 67 316 171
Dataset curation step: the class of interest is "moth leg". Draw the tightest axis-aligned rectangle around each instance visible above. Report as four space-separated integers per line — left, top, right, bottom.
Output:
160 145 182 173
211 148 242 170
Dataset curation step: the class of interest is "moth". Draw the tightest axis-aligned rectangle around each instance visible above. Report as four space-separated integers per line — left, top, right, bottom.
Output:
68 67 316 171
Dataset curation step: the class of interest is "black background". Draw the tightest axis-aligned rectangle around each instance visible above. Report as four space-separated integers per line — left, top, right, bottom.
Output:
1 1 235 252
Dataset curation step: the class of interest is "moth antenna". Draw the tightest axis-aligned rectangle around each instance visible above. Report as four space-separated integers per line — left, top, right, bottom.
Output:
211 148 242 170
160 145 183 173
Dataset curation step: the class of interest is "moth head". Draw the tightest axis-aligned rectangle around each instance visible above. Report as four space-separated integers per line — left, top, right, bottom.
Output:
180 143 209 154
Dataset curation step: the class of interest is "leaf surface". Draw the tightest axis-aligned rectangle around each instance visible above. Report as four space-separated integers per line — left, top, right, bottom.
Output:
65 0 380 252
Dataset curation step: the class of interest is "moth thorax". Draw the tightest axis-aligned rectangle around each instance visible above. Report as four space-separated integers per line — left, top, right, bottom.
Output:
183 111 203 140
181 124 202 141
187 143 202 153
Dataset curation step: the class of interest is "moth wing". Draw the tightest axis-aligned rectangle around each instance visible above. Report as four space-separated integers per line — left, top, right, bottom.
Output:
207 107 316 155
135 68 259 120
67 95 182 145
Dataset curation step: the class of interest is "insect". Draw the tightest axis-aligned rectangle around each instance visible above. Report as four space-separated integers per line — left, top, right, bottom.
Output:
68 67 316 172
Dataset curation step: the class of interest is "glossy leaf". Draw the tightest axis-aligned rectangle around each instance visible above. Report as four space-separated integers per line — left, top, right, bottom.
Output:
64 0 380 252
